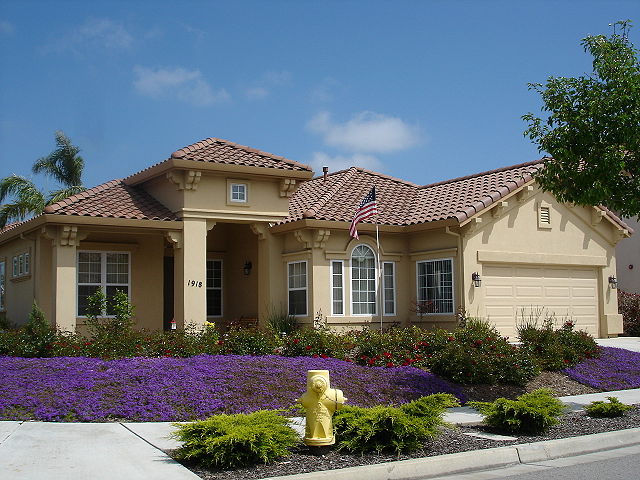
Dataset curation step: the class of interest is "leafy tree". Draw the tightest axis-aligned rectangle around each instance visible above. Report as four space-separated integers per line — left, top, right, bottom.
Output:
523 20 640 218
0 131 86 227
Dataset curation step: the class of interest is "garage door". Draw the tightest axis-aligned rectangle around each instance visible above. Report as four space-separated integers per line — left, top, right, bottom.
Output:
483 264 599 339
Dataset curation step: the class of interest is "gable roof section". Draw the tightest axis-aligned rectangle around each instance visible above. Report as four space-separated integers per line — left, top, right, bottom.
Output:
43 180 178 221
283 161 543 227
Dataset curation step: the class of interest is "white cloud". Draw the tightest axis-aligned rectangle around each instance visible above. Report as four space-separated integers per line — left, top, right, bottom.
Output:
307 111 420 153
133 66 229 106
46 18 133 53
310 152 383 173
0 20 14 35
245 70 291 100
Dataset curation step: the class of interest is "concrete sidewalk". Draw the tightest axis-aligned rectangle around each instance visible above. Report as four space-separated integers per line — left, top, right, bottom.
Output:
0 337 638 479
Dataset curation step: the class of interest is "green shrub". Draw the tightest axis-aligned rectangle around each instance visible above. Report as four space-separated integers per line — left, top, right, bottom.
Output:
17 302 56 357
172 410 299 468
219 327 280 355
281 327 352 359
517 308 599 370
584 397 633 418
334 393 454 454
619 290 640 336
266 307 297 336
470 388 564 434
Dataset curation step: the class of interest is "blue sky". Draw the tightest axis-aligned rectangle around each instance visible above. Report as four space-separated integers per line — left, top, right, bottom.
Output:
1 1 639 192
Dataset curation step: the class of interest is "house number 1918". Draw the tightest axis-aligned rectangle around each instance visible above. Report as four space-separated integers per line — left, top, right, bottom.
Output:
187 280 203 288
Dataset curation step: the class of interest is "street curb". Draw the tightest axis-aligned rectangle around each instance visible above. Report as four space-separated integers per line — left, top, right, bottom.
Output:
262 428 640 480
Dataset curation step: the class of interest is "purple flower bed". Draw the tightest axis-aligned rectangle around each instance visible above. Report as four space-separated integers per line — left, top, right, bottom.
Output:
563 347 640 390
0 355 465 422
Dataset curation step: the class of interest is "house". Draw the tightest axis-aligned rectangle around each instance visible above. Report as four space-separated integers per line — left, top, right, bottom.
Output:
0 137 631 338
616 216 640 294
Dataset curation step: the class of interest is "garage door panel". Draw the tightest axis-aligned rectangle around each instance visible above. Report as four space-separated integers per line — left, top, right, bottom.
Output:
483 264 599 338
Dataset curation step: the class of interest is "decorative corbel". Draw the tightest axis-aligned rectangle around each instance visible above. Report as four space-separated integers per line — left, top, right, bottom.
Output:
491 201 509 218
517 185 534 203
591 208 606 225
166 170 201 191
615 228 630 243
313 229 331 249
59 225 87 246
165 231 183 249
294 230 312 249
250 223 268 241
206 220 217 231
279 178 297 197
41 226 57 245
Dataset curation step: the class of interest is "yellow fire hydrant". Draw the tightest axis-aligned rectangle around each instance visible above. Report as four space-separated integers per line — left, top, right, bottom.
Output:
298 370 346 446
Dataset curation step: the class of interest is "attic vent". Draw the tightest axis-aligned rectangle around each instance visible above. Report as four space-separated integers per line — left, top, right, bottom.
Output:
537 203 552 229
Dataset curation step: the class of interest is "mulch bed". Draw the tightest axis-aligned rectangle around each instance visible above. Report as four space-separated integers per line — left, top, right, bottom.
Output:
171 405 640 480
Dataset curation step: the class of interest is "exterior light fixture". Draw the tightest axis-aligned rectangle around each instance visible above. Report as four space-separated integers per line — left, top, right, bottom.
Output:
608 275 618 289
243 261 253 276
170 319 177 330
472 272 482 288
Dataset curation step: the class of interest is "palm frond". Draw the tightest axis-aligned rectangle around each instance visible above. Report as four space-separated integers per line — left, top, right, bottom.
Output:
47 185 87 205
32 131 85 188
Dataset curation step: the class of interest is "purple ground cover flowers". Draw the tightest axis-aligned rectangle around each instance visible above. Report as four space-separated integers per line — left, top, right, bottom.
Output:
563 347 640 390
0 355 465 422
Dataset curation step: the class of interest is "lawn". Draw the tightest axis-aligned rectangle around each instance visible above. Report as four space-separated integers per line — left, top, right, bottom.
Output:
0 355 465 422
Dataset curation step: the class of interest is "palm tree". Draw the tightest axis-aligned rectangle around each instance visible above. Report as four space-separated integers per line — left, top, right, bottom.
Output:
0 131 86 228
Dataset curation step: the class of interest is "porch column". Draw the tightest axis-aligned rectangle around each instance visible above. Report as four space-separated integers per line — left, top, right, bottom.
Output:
253 223 284 325
173 218 211 329
50 226 84 332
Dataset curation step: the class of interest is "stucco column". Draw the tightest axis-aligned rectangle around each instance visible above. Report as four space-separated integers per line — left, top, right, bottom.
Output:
173 218 209 329
50 226 84 332
253 223 284 326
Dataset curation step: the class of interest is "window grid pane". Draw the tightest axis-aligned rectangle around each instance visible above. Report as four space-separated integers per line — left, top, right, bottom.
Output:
351 245 376 315
206 260 223 316
77 252 130 316
288 261 307 316
331 261 343 315
383 262 395 315
417 259 453 314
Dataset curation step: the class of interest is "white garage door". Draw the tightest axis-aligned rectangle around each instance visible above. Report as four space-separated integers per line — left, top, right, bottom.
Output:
483 264 599 339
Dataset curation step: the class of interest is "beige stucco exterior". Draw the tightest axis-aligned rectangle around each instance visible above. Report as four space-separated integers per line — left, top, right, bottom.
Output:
0 161 628 339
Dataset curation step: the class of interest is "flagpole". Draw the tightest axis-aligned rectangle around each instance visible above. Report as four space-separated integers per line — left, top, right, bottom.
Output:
376 219 382 331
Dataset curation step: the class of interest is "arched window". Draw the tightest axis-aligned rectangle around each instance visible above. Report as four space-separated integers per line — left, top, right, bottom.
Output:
351 245 376 315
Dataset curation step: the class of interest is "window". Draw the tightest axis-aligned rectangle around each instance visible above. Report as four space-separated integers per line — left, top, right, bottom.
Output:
351 245 376 315
230 183 247 202
77 251 130 316
11 252 30 278
206 260 223 317
382 262 395 315
288 261 307 316
416 258 454 314
0 260 5 311
330 260 344 315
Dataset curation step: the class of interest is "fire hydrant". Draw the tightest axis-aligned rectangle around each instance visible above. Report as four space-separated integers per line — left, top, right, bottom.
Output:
298 370 346 446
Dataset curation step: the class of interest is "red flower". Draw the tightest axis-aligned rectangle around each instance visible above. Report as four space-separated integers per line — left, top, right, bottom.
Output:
447 336 454 342
386 362 394 368
217 340 224 345
320 354 328 359
368 359 376 365
474 340 483 346
345 358 353 362
312 354 319 358
84 342 92 346
293 338 300 344
305 345 312 351
383 352 392 358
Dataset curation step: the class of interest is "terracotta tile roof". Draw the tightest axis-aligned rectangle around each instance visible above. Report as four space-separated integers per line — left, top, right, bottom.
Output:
283 161 543 226
0 219 30 236
43 180 178 221
166 137 311 172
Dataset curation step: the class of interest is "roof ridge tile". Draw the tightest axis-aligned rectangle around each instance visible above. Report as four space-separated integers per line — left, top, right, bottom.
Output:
420 159 544 189
303 167 359 219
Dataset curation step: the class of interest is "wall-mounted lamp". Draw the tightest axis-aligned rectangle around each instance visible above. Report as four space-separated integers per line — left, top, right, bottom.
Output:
243 261 253 276
608 275 618 289
472 272 482 288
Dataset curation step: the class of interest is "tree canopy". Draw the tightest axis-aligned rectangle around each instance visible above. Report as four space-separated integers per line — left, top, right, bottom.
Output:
0 131 86 228
523 20 640 218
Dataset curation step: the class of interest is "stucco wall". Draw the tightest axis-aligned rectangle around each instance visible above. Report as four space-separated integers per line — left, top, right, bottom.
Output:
616 216 639 294
0 235 36 326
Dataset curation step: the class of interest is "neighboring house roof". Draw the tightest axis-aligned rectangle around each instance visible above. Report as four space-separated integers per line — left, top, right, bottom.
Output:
43 179 178 221
284 160 544 226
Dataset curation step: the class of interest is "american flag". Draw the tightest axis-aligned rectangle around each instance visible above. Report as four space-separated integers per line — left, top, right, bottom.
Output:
349 186 377 239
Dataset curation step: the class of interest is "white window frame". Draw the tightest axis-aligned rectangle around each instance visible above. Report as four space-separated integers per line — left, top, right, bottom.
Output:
415 257 455 316
230 183 248 203
330 260 345 316
287 260 308 317
11 252 30 278
206 259 223 318
77 251 131 317
0 260 5 311
382 261 396 316
351 244 377 316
